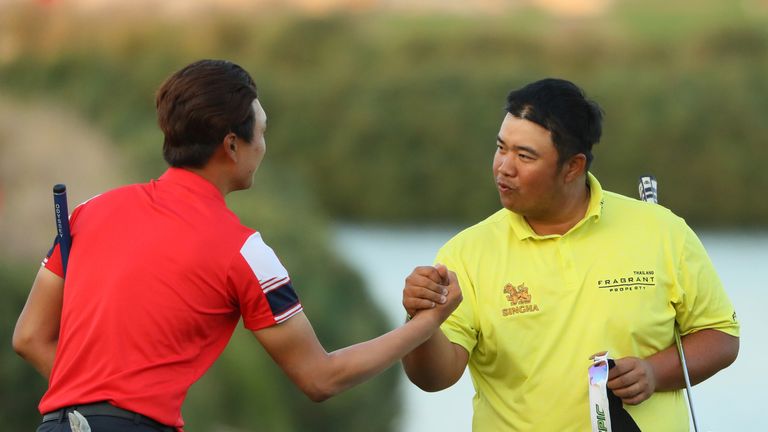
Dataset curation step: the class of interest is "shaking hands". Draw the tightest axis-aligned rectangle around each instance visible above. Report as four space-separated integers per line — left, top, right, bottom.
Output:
402 264 463 325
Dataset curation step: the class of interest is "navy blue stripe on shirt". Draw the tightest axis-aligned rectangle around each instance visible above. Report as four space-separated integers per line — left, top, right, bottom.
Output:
266 281 300 316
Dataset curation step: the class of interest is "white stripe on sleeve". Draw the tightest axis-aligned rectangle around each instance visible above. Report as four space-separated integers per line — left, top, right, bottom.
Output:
274 303 303 323
239 232 290 292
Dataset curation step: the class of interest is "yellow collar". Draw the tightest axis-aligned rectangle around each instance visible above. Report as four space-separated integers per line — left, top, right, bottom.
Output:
509 172 604 240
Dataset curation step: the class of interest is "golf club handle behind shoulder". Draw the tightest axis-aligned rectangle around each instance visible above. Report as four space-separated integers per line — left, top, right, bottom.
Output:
53 184 72 277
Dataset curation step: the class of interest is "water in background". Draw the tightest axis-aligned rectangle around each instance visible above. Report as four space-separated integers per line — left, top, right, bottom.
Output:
333 225 767 432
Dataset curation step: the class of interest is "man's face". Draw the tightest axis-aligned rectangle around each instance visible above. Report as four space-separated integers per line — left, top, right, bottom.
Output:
493 114 565 219
234 99 267 190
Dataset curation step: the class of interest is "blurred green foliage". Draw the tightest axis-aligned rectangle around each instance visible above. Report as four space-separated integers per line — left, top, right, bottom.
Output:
0 170 399 431
2 2 767 227
2 1 768 429
0 166 399 431
182 164 399 431
0 261 49 430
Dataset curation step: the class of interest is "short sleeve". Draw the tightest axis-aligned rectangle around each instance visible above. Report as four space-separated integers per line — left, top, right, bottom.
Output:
437 243 479 356
674 225 739 337
230 232 303 330
43 236 64 277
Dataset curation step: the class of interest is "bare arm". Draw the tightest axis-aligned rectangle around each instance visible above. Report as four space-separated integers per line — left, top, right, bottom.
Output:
401 264 469 392
12 267 64 379
401 327 469 392
252 266 462 402
606 329 739 405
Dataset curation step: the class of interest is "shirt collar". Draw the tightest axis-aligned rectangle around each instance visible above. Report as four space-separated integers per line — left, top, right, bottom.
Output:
157 167 226 204
509 172 604 241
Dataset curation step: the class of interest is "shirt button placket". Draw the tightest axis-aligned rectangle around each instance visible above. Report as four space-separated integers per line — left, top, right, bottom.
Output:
561 238 577 289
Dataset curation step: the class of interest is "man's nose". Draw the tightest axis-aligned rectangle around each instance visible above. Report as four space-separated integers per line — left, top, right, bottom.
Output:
497 156 516 177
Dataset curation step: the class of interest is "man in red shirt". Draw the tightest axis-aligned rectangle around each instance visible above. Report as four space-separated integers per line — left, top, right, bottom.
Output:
13 59 461 432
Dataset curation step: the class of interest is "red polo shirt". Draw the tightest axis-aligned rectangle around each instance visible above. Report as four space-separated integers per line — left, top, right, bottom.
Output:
40 168 302 429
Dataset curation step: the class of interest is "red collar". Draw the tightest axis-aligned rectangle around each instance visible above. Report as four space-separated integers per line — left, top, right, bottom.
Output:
158 167 225 204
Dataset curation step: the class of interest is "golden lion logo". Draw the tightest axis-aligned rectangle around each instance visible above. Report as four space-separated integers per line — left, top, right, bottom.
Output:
504 283 531 305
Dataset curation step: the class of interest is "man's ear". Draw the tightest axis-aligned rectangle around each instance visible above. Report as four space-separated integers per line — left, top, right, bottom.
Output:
563 153 587 183
224 133 238 162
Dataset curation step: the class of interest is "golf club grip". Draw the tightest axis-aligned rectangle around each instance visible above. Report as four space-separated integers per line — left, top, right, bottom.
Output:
53 184 71 277
638 175 658 204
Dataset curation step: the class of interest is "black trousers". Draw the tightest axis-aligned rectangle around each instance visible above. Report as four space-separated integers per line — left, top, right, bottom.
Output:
37 402 175 432
37 415 170 431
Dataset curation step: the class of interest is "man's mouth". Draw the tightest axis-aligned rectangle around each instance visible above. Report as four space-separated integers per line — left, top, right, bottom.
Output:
496 181 515 193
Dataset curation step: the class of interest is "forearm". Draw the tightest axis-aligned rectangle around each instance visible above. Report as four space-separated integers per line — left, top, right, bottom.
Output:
13 339 57 380
13 267 64 381
314 314 442 400
647 329 739 391
259 266 463 401
402 327 466 392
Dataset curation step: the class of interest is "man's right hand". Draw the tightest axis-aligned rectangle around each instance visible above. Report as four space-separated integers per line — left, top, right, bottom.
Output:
401 264 468 392
402 264 462 324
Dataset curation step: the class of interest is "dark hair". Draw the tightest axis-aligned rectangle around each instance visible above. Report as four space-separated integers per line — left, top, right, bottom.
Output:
156 59 258 168
505 78 603 170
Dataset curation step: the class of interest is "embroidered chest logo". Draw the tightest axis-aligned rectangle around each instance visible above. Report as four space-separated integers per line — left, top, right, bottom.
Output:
502 283 540 316
596 270 656 293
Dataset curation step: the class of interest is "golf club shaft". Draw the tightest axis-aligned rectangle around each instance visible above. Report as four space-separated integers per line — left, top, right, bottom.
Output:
638 175 699 432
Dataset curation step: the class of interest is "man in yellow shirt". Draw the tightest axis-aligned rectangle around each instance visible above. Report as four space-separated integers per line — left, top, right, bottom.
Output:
402 78 739 431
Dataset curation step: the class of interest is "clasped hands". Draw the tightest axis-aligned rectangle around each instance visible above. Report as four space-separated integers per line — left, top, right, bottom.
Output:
402 264 462 325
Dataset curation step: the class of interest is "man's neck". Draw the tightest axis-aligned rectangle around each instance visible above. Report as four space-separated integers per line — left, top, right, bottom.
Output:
185 166 232 196
524 181 591 236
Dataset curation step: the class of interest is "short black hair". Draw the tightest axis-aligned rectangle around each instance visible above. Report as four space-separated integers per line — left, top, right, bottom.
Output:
156 59 258 168
505 78 603 170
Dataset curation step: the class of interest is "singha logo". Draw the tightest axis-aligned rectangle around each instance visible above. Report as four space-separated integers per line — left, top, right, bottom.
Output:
504 283 531 305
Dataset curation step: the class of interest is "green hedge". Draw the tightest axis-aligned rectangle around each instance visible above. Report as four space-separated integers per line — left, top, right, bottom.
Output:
2 5 765 226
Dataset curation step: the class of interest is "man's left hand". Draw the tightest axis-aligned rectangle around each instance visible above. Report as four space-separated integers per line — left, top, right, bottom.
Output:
607 356 657 405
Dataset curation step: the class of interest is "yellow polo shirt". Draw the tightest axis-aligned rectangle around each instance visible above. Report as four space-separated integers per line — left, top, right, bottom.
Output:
437 173 739 431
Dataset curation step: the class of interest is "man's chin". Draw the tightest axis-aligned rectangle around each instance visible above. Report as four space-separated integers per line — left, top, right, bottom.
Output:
500 199 523 214
231 179 253 193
